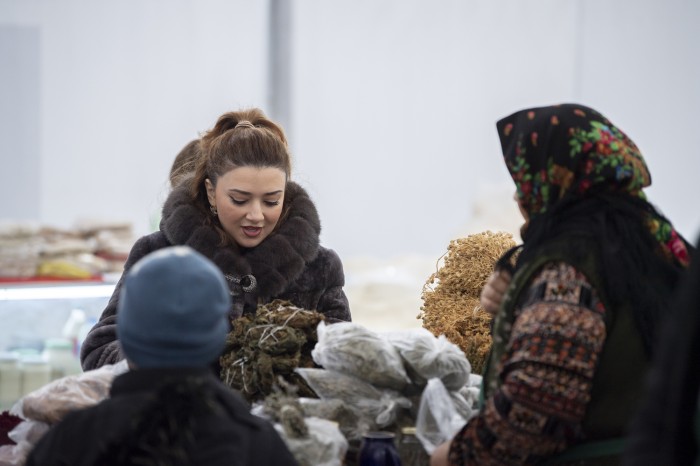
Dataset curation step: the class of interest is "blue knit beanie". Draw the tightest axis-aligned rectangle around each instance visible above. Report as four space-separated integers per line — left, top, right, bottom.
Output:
117 246 231 368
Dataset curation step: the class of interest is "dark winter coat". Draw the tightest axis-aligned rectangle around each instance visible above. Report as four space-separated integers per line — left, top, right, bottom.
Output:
25 368 299 466
622 234 700 465
80 181 350 370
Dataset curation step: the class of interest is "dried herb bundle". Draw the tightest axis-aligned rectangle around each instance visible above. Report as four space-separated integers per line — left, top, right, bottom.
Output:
420 231 516 374
260 378 309 439
219 300 325 403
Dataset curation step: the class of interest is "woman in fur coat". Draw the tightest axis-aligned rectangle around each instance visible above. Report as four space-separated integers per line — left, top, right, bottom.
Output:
81 108 351 371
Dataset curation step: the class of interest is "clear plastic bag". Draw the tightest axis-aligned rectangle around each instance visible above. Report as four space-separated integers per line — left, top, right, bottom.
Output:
298 398 374 441
384 328 471 391
415 378 469 455
12 359 129 425
458 373 483 411
295 368 411 428
0 419 50 466
311 322 410 390
275 416 348 466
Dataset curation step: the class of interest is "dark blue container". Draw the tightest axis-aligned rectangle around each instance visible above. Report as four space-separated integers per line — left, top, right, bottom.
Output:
359 431 403 466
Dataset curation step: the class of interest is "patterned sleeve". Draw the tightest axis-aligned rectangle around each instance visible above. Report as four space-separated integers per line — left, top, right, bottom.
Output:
448 262 607 465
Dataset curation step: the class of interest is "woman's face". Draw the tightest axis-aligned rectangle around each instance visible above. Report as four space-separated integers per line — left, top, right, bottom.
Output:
205 166 286 248
514 191 529 222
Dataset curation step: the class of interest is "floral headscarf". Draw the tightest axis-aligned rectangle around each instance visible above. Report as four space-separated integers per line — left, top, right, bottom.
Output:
496 103 689 267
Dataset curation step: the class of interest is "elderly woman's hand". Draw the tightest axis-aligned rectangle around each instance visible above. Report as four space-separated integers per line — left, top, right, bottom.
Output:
480 269 512 316
430 441 452 466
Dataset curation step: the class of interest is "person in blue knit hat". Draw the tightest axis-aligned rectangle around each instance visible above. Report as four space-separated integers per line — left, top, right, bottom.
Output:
26 246 298 466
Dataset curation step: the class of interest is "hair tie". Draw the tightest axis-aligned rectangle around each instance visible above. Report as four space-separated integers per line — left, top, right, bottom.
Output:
236 120 254 129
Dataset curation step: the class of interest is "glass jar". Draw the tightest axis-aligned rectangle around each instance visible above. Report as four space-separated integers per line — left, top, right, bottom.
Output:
397 426 430 466
0 352 22 410
44 337 81 380
20 354 51 396
359 431 403 466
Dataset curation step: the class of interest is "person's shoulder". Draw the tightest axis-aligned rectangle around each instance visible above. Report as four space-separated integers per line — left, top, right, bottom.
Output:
27 397 142 465
41 399 118 437
307 246 345 275
283 182 321 230
125 231 169 264
315 246 341 262
133 230 169 248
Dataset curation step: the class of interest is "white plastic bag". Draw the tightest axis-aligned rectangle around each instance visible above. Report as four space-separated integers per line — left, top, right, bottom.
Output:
312 322 410 390
384 328 471 390
0 419 50 466
295 368 411 428
298 398 374 441
0 442 29 466
12 359 128 425
275 416 348 466
415 378 469 455
459 373 483 411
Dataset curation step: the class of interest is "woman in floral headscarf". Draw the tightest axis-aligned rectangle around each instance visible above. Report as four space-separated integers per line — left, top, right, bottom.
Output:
431 104 692 466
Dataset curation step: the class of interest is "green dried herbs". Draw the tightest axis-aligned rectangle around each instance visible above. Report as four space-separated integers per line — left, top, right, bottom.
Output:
219 300 325 403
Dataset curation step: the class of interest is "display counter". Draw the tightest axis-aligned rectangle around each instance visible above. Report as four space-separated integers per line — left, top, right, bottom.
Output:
0 279 116 353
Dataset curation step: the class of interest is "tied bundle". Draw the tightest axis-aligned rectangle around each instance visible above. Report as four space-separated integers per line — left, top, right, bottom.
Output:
219 300 325 403
420 231 516 374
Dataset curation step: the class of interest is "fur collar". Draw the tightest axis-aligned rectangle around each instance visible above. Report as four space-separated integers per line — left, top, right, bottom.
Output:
159 181 321 297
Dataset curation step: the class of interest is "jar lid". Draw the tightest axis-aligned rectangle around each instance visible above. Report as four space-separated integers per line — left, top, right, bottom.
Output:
362 431 396 439
0 351 20 362
44 338 73 350
21 354 48 365
12 348 40 357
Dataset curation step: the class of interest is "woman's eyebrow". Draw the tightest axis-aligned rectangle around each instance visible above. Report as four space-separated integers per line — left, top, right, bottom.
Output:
227 188 283 196
228 189 251 195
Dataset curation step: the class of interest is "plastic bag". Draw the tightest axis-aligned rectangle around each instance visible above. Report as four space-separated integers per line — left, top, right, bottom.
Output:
275 416 348 466
458 373 483 411
0 442 30 466
311 322 410 390
295 368 411 428
384 328 471 391
12 359 129 425
0 419 50 466
298 398 374 441
415 378 469 455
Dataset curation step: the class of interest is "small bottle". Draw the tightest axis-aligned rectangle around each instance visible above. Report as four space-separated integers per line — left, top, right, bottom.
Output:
20 354 51 396
359 431 403 466
62 308 86 356
0 352 22 410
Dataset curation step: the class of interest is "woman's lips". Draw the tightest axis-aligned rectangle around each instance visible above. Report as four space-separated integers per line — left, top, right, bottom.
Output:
242 226 263 237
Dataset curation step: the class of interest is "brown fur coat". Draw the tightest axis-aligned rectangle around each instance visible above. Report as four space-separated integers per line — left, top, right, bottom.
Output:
80 181 350 370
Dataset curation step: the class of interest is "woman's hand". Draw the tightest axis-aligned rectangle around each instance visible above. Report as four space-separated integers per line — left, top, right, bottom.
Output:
430 441 451 466
480 269 512 316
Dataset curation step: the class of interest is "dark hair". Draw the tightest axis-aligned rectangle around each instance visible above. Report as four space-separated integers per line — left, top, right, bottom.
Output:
497 189 691 356
170 139 201 188
188 108 291 243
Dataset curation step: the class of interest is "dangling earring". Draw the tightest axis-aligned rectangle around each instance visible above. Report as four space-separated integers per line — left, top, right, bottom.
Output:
210 205 218 216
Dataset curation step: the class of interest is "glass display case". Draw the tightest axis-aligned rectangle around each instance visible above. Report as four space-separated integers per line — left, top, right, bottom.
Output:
0 280 116 409
0 280 116 353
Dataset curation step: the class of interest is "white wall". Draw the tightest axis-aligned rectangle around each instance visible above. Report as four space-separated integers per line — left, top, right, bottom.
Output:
292 0 579 259
1 0 271 233
577 0 700 245
1 0 699 261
